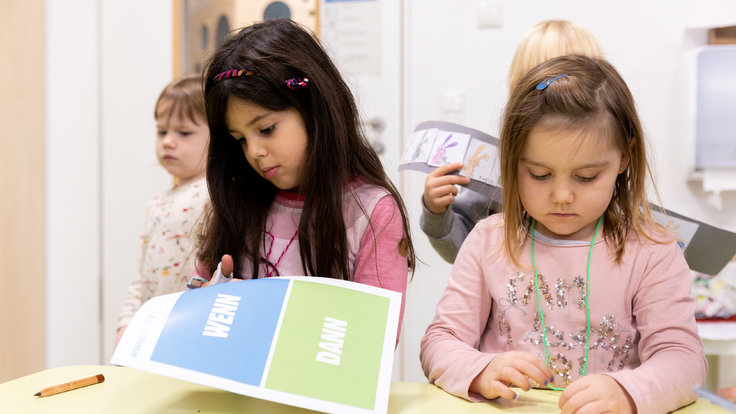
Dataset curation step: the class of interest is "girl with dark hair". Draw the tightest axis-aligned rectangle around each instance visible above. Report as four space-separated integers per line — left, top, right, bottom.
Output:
420 55 705 413
191 19 414 335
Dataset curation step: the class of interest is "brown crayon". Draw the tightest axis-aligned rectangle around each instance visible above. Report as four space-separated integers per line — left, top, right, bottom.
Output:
34 374 105 397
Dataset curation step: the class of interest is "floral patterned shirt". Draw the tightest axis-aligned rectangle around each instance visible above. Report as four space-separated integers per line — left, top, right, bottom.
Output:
117 177 208 329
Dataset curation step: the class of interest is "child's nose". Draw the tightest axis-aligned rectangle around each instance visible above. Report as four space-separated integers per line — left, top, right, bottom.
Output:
551 179 574 204
162 133 176 147
245 140 267 158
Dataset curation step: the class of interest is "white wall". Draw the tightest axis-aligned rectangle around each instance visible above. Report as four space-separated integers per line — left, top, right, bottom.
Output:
45 0 173 367
45 0 101 368
99 1 174 362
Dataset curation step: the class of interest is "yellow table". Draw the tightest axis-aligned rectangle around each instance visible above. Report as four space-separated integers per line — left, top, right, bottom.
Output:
0 365 728 413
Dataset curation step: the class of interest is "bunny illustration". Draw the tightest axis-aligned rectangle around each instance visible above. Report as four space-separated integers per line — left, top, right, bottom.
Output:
463 144 490 176
431 134 458 165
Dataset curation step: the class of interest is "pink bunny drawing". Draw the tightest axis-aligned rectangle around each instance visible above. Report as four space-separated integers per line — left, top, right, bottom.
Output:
463 145 490 176
431 134 458 165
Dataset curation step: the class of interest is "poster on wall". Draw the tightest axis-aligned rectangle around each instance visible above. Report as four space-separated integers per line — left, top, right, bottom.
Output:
176 0 319 76
111 276 400 414
320 0 381 76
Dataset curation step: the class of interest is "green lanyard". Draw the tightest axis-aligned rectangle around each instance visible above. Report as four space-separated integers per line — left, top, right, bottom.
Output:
530 215 602 390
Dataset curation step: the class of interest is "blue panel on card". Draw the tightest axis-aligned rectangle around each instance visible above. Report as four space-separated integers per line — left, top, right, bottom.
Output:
150 279 290 384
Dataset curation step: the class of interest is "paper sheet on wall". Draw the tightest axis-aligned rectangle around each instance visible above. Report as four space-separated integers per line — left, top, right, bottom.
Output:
399 120 736 275
321 0 381 76
111 277 400 414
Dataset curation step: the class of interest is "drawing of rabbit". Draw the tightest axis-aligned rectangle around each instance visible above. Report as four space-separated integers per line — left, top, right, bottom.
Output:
431 134 458 165
463 144 490 176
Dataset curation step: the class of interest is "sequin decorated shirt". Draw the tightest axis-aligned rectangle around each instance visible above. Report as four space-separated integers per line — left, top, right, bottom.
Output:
117 177 209 330
420 214 705 414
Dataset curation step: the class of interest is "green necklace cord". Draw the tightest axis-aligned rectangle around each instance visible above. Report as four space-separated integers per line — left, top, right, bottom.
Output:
530 215 603 391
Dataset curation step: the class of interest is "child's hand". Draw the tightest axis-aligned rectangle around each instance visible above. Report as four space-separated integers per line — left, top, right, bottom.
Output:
189 255 235 288
469 351 554 400
209 254 235 285
717 386 736 403
558 374 635 414
220 254 234 277
423 162 471 214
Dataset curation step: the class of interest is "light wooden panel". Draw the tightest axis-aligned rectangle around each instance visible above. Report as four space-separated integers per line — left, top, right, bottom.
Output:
0 0 46 382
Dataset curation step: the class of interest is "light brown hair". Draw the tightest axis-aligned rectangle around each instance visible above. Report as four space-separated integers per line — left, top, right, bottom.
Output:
500 54 662 268
154 74 206 125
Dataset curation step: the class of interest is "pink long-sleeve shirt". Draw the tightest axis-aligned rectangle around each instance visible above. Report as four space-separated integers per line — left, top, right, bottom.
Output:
194 177 409 337
420 214 706 414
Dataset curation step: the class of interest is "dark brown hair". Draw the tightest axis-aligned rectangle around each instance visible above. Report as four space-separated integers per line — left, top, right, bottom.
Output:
500 54 662 268
198 19 414 279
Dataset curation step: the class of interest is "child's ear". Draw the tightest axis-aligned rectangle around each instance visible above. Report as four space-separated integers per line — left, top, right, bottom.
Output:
618 152 630 174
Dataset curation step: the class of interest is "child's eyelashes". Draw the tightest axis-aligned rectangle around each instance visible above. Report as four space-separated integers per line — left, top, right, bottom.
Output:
576 174 599 182
156 130 193 137
259 125 275 135
528 171 599 182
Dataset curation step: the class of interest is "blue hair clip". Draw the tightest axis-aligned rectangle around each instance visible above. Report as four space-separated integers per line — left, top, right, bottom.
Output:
536 74 569 90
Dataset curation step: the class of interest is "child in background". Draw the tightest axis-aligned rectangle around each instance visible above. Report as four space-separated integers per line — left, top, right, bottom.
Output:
192 19 414 332
115 75 210 347
421 20 602 263
420 55 705 413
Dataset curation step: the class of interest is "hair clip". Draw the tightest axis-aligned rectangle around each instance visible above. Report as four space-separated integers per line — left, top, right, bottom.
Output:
284 77 309 90
214 69 256 82
535 74 569 90
187 275 209 289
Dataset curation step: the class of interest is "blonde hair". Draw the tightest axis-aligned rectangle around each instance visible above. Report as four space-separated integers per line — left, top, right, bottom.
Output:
508 20 602 92
500 55 662 269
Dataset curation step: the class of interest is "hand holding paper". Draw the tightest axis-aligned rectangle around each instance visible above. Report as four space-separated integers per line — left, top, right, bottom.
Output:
423 162 470 214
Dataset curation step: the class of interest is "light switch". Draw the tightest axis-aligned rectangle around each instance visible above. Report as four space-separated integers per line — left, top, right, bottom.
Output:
477 1 503 29
440 89 465 113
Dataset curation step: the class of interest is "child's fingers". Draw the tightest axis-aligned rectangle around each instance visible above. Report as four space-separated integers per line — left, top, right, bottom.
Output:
221 254 234 276
497 353 554 390
425 172 471 191
428 162 465 177
517 359 554 388
498 365 536 392
717 386 736 403
487 379 519 400
427 183 460 198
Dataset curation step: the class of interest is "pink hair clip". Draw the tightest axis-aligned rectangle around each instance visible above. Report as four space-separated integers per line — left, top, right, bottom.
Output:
214 69 256 82
284 77 309 90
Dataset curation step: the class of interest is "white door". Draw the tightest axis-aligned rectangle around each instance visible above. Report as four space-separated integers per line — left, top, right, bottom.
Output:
319 0 417 380
319 0 456 382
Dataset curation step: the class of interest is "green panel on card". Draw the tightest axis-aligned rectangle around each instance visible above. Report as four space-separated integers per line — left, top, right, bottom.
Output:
265 280 389 409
